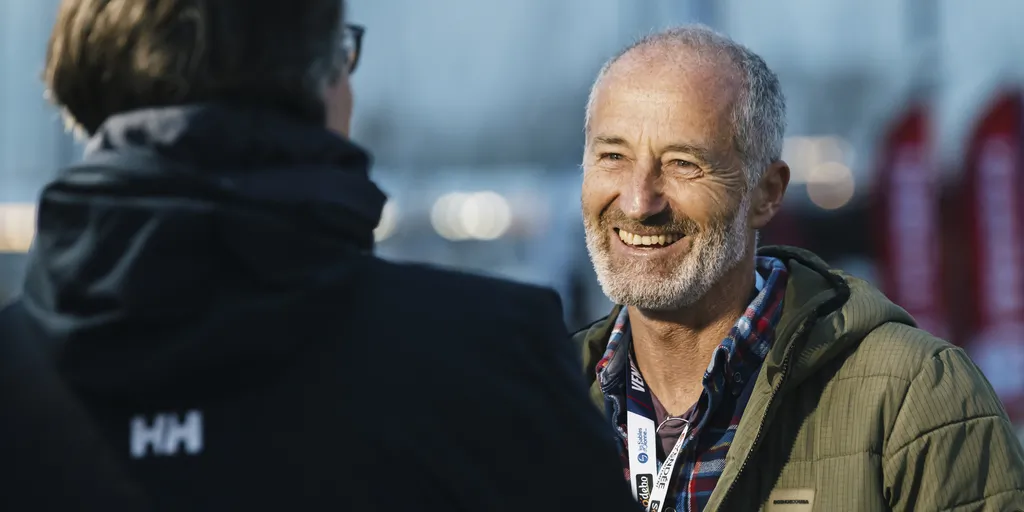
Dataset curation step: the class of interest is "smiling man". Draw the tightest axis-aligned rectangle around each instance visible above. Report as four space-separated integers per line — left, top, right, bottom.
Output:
576 25 1024 512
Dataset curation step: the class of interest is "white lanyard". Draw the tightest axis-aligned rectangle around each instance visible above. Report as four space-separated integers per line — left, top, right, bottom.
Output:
626 363 691 512
626 269 761 510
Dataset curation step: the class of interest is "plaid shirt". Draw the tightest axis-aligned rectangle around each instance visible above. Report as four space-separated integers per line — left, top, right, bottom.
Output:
595 256 789 512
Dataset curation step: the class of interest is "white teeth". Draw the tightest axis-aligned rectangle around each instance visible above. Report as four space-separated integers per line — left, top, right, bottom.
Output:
617 230 681 247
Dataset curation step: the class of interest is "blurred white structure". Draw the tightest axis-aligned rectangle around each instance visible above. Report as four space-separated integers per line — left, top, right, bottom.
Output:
5 0 1024 307
7 0 1024 201
0 0 75 203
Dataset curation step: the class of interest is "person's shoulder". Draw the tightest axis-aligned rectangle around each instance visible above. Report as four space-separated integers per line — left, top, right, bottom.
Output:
844 321 952 376
862 324 1016 466
358 257 563 323
367 257 553 297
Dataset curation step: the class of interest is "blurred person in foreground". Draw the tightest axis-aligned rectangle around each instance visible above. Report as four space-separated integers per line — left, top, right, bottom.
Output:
576 25 1024 512
0 0 640 510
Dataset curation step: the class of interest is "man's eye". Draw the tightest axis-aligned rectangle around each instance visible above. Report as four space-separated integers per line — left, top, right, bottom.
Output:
601 153 624 161
671 159 695 168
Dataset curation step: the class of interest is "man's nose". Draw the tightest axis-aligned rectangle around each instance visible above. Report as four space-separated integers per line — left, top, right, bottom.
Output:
619 167 667 220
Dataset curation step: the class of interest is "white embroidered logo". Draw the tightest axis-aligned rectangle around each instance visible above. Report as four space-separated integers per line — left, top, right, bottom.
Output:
130 410 204 458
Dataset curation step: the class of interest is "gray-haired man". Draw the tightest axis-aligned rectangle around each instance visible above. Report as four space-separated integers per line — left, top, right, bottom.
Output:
576 24 1024 512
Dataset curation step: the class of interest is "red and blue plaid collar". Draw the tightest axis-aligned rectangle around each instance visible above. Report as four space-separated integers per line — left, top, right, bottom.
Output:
596 256 790 399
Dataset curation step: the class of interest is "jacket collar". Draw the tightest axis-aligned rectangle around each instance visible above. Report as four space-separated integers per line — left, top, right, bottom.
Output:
576 245 919 509
81 102 386 234
85 102 371 172
578 245 868 410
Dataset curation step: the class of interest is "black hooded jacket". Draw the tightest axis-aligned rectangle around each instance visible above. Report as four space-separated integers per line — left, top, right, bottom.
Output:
2 104 639 511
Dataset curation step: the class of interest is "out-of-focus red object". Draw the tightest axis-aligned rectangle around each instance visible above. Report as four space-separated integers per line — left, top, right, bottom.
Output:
870 102 949 340
957 90 1024 423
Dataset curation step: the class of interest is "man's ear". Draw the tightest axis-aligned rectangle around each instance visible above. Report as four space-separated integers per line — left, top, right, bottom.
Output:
749 160 790 229
323 71 353 138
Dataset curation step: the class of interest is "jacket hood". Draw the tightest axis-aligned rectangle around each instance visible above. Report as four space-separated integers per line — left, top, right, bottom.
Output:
579 245 916 396
19 103 386 405
757 246 916 390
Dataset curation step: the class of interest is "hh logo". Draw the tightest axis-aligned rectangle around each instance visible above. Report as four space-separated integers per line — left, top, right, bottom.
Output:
130 410 204 458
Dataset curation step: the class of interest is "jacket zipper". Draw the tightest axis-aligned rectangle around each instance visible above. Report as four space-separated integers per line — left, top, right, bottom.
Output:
715 318 810 510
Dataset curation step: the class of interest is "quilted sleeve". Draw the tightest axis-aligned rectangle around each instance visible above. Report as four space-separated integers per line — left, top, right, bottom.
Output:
883 346 1024 511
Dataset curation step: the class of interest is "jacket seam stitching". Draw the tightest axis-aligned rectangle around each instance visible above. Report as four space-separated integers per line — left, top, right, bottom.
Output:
771 450 882 463
884 413 1004 459
824 374 912 385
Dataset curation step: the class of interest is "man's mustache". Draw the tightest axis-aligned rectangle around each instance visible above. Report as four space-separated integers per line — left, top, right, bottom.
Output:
599 208 699 235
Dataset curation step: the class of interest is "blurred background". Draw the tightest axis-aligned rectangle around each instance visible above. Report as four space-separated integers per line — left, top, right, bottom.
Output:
3 0 1024 432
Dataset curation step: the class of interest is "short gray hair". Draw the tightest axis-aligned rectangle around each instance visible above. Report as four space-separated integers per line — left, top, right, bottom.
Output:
585 25 786 189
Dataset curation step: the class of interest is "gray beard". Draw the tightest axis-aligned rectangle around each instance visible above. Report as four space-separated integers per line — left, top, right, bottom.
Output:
584 198 750 311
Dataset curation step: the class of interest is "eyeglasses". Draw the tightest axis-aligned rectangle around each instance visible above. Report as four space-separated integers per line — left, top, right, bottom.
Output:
341 23 365 75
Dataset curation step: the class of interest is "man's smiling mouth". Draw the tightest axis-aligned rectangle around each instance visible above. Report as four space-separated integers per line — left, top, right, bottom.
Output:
615 228 684 247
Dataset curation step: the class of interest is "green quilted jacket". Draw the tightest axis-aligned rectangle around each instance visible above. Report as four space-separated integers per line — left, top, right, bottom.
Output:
575 246 1024 511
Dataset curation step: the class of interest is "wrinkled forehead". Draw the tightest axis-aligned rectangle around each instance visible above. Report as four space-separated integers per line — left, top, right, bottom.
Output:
587 50 742 143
